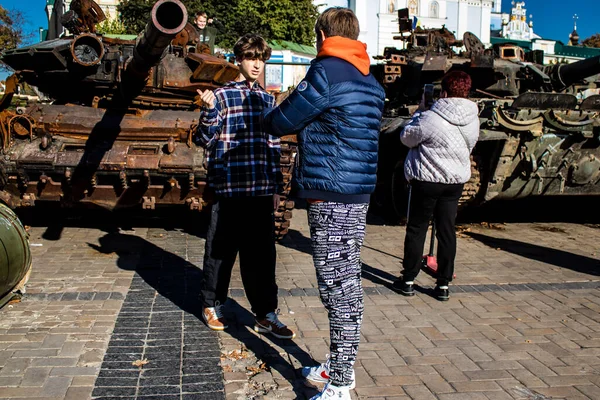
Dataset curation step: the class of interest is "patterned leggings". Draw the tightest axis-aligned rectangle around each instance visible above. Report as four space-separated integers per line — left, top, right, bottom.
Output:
308 201 368 387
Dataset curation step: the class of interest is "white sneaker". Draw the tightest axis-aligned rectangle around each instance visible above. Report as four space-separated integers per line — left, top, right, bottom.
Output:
302 354 356 389
310 382 352 400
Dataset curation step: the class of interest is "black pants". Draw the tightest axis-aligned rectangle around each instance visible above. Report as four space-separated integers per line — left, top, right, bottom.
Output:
402 180 463 286
200 195 277 319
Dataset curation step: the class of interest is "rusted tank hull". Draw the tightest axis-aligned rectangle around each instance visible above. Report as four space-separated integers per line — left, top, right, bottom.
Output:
1 104 208 211
0 103 298 238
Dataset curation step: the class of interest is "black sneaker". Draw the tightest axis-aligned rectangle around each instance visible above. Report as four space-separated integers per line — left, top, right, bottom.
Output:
433 286 449 301
392 280 415 296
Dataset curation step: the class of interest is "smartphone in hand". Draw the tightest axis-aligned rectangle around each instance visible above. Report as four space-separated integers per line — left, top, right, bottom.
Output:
423 84 435 108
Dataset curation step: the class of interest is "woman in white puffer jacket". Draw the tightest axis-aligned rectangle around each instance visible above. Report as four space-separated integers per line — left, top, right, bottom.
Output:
392 71 480 301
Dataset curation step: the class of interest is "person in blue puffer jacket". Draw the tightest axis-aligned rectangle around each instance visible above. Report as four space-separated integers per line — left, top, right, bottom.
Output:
262 7 385 400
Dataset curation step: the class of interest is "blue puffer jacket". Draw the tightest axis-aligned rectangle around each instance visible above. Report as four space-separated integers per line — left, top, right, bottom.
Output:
263 36 385 204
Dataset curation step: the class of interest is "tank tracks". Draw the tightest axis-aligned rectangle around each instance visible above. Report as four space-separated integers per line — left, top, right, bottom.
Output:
274 140 297 240
459 156 482 207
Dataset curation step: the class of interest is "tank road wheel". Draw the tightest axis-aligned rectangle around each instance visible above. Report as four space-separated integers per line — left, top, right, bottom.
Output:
275 140 297 240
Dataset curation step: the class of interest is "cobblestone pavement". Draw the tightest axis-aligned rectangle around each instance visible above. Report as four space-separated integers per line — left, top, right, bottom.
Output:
0 208 599 400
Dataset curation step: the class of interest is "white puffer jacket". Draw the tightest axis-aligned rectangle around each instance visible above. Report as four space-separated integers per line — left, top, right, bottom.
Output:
401 97 480 184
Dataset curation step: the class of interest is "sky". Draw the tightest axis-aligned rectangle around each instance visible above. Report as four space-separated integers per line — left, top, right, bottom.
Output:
2 0 599 47
500 0 600 43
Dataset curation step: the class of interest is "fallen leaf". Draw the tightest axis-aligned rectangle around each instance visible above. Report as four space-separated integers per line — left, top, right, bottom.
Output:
480 222 506 230
7 297 21 305
222 348 249 361
246 366 262 375
132 359 149 367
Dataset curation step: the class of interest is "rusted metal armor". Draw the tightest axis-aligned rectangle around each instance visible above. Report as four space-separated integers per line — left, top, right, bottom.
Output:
0 0 296 239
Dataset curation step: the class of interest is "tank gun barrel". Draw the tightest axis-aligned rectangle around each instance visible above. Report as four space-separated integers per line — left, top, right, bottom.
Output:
553 55 600 90
128 0 188 75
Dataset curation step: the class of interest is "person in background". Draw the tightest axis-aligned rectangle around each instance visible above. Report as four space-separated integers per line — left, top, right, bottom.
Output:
194 11 217 54
262 7 385 400
195 33 294 340
391 71 480 301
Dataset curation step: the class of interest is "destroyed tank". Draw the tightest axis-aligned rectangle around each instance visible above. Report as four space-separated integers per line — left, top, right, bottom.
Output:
372 12 600 219
0 0 296 239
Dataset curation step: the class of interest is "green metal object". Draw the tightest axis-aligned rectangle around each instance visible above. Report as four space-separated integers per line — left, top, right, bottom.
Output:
0 203 32 308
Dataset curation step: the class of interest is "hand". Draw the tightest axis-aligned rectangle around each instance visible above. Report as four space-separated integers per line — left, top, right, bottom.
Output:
418 93 429 111
273 194 281 211
197 89 216 109
208 18 214 24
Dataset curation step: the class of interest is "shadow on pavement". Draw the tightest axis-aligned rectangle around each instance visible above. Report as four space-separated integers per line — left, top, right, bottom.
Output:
277 228 312 255
89 231 205 314
361 263 397 286
17 204 209 242
223 299 319 399
89 231 319 398
465 231 600 276
458 196 600 224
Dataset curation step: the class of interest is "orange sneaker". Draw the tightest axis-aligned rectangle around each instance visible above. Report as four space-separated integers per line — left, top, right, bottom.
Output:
202 302 228 331
254 310 295 339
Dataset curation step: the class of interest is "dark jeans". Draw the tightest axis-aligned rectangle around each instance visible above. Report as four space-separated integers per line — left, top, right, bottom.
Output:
402 180 463 286
200 195 277 319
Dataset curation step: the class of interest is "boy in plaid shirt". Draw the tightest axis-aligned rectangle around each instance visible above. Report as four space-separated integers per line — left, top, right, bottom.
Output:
195 34 294 339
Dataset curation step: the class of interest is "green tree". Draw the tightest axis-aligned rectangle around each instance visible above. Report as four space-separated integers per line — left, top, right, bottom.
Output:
118 0 318 50
0 6 25 53
582 33 600 48
96 17 128 35
116 0 153 34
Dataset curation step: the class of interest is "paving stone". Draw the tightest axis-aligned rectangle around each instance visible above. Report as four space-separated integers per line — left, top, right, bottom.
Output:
2 213 600 400
64 386 93 400
20 367 51 387
0 376 22 387
39 376 72 398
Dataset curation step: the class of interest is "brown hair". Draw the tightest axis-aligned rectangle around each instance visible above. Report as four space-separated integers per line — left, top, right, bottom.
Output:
315 7 360 40
233 34 272 61
195 11 207 19
441 71 472 98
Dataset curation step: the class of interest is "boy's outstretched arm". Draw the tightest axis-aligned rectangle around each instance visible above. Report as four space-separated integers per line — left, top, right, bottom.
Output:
195 89 223 148
263 62 330 137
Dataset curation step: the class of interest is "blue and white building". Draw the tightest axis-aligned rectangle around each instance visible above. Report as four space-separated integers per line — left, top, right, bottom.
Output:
314 0 500 60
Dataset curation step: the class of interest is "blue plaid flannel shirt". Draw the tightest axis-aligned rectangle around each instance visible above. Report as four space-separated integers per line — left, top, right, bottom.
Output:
196 80 282 197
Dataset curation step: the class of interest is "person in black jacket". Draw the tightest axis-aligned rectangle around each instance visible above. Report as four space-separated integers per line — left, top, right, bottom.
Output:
263 7 385 400
194 11 217 54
